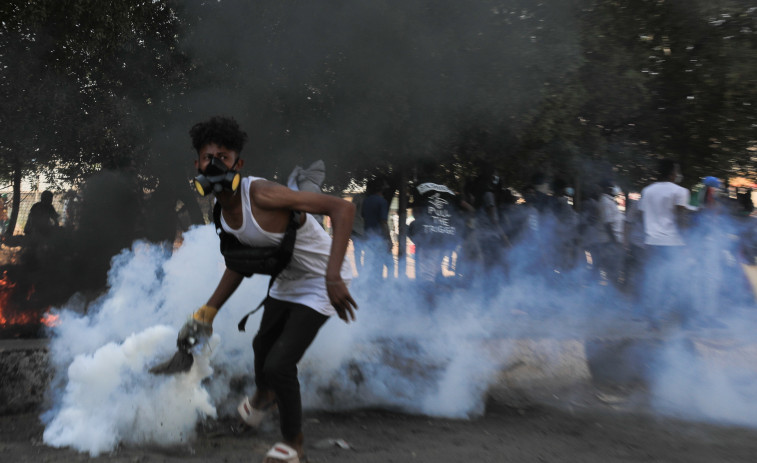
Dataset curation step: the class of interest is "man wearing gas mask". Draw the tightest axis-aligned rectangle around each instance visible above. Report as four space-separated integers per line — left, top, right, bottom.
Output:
184 116 357 463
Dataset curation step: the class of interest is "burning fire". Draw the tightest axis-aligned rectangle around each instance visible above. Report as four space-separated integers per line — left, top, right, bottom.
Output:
42 312 60 327
0 270 58 328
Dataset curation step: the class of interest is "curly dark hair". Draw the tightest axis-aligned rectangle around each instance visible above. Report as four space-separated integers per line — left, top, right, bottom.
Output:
189 116 248 154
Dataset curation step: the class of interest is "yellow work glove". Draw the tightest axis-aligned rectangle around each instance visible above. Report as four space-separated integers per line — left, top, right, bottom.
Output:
177 305 218 352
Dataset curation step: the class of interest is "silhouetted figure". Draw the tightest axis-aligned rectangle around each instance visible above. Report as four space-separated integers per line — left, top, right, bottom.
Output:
24 190 59 238
471 172 509 275
361 177 392 279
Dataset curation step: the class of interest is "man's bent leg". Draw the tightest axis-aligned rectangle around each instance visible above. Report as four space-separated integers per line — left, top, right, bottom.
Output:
252 298 291 392
260 300 329 441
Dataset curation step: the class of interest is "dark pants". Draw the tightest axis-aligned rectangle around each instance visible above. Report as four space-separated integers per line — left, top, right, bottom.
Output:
641 245 691 324
253 297 329 440
362 233 392 279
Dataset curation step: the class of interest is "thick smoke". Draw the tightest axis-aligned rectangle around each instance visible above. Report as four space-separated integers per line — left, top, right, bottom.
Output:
42 198 757 454
170 0 581 180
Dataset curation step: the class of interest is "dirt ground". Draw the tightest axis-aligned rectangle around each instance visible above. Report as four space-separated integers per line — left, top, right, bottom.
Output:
3 385 757 463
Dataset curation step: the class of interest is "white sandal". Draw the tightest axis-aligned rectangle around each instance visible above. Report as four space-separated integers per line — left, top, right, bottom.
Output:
265 442 300 462
237 396 273 428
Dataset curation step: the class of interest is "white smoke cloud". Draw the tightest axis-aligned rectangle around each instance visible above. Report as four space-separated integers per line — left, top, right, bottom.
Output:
42 225 267 455
43 326 217 456
41 206 757 455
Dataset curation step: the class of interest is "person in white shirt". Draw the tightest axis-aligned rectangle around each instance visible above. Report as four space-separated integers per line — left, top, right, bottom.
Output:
638 159 696 327
639 161 693 247
180 116 358 463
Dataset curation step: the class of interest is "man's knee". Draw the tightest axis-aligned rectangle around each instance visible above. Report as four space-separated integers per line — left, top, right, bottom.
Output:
261 356 294 386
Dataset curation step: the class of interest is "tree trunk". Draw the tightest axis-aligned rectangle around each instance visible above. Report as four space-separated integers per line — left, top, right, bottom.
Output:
4 156 22 239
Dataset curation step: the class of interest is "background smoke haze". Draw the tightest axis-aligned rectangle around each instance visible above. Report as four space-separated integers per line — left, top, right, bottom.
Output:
170 0 580 182
42 205 757 454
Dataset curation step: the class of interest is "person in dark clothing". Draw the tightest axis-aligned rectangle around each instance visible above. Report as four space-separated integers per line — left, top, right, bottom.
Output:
361 177 392 279
409 180 465 285
24 190 59 238
470 172 509 274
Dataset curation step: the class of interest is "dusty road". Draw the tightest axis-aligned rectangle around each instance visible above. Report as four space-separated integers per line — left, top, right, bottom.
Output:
3 387 757 463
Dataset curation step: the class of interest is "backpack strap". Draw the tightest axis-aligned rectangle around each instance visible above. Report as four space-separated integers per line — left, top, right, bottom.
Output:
236 278 274 332
212 201 224 235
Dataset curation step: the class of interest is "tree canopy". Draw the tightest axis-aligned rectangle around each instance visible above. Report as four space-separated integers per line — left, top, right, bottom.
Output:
2 0 757 210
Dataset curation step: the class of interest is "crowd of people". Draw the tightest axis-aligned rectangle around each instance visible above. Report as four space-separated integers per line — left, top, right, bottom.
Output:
353 159 757 325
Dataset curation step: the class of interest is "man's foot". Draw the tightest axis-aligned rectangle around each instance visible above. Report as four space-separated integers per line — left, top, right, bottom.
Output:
238 396 276 428
238 389 277 428
263 442 302 462
263 434 305 463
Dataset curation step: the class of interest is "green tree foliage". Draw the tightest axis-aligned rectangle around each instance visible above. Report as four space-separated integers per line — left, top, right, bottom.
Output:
0 0 200 238
3 0 757 214
520 0 757 192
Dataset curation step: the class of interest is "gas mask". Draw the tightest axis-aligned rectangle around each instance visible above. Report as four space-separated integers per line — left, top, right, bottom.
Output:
194 156 241 196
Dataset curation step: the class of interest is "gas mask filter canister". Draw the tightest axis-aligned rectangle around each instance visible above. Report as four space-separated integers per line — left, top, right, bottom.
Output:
194 156 241 196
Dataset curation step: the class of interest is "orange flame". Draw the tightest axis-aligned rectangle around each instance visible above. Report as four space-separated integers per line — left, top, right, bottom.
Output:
0 270 55 327
0 270 17 325
42 312 60 327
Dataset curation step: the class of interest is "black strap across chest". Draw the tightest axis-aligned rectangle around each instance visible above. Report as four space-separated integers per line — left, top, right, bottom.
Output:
212 202 300 331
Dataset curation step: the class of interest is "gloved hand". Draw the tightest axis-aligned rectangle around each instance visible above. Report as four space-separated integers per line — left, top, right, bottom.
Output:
177 304 218 352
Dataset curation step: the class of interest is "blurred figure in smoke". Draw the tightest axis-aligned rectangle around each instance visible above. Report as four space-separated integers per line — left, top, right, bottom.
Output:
694 176 723 212
408 168 466 298
361 177 392 279
578 183 603 282
736 188 754 217
638 159 697 328
595 179 624 286
24 190 59 238
470 170 510 279
623 194 646 299
180 116 357 463
551 177 580 273
517 174 571 284
526 172 555 214
691 177 753 322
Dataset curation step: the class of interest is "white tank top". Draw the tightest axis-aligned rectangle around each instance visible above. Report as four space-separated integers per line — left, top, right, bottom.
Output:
219 176 351 316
